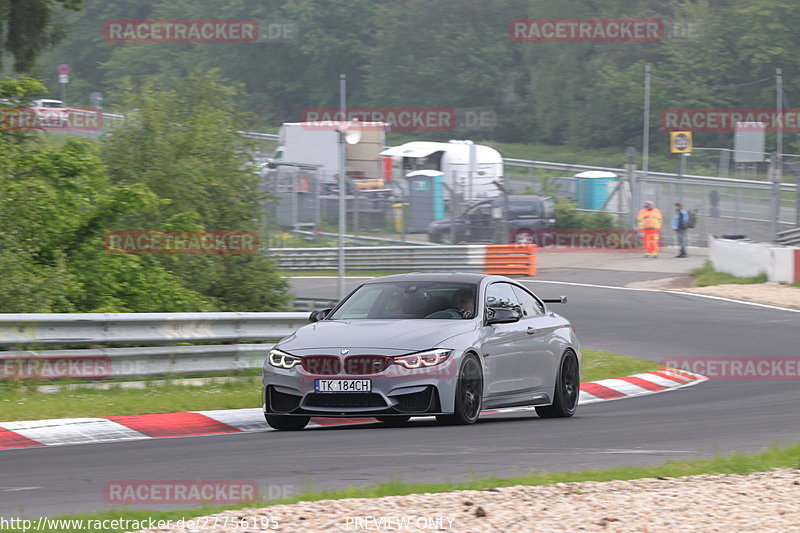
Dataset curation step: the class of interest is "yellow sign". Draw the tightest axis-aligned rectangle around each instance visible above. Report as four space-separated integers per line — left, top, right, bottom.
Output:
670 131 692 153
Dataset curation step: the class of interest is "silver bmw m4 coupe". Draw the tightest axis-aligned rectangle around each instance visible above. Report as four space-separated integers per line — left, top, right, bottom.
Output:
262 273 581 430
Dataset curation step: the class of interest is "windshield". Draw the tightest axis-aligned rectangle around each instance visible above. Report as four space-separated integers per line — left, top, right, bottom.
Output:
329 281 477 320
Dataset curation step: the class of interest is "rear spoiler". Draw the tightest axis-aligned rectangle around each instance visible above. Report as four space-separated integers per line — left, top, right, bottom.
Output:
541 296 567 304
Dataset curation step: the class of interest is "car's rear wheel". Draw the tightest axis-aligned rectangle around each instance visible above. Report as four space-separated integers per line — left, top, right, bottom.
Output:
264 414 310 431
436 353 483 425
536 350 579 418
513 229 534 244
375 416 411 426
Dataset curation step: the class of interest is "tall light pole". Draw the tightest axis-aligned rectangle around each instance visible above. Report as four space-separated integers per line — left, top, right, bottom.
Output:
338 74 347 300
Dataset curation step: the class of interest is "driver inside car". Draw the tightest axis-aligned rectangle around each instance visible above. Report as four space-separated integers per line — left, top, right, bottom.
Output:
452 289 475 319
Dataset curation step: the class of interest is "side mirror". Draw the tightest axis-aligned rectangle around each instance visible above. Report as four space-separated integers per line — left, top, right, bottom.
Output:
485 307 520 325
309 308 333 323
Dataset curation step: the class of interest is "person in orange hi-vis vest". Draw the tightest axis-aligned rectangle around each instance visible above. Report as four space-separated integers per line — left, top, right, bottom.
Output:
636 200 663 257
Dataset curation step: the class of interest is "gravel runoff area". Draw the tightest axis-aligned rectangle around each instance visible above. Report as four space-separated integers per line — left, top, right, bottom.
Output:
136 469 800 532
625 277 800 310
680 283 800 310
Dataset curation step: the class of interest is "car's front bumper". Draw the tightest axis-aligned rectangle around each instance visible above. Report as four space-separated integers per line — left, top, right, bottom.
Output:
262 358 458 417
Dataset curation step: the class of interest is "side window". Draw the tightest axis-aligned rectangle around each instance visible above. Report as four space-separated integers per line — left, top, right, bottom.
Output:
485 283 520 311
512 285 545 317
509 199 540 219
467 202 492 218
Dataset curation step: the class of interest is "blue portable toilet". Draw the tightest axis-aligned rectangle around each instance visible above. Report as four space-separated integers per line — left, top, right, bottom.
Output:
405 170 445 232
574 171 618 210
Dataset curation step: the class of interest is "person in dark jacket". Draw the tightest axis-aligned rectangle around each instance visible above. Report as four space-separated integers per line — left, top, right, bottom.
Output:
672 203 689 258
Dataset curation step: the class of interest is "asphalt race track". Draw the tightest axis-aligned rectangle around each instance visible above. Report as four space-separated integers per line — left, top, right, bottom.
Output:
2 279 799 518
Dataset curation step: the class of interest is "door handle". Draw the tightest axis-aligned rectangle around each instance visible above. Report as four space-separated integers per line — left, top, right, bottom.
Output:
526 326 536 335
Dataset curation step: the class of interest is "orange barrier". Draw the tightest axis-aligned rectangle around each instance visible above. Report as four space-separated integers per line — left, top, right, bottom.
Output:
484 244 537 276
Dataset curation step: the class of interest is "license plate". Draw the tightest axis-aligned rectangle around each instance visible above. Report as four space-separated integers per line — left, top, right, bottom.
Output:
315 379 372 393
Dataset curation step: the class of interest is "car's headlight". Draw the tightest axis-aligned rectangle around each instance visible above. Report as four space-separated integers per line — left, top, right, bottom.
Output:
392 349 452 369
268 349 301 369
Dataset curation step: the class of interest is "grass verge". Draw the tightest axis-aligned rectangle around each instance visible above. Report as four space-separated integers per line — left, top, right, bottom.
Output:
1 443 798 533
0 377 262 422
692 261 767 287
0 350 656 422
580 349 659 383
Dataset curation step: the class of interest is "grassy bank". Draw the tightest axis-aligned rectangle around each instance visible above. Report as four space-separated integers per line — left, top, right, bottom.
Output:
0 350 654 422
692 261 768 286
2 443 797 533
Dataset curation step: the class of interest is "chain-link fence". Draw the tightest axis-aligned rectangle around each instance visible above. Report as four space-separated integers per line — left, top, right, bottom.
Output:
260 162 398 239
258 151 799 248
633 173 796 246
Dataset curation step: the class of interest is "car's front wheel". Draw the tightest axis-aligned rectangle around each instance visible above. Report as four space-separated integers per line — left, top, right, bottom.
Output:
437 353 483 425
535 350 579 418
265 414 310 431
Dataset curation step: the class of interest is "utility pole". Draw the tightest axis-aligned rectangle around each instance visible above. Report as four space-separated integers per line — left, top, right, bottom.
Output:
625 146 637 228
642 65 651 178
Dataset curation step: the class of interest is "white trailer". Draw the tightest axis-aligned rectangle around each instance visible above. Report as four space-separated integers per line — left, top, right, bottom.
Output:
380 140 503 201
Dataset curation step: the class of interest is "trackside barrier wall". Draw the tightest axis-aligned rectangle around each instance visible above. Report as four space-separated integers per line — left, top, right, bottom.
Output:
268 245 538 276
709 237 799 283
267 245 487 272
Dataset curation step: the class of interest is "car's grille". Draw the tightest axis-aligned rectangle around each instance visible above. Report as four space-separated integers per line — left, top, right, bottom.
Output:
268 387 301 412
305 393 386 408
343 356 390 375
393 387 434 412
302 355 390 375
302 355 341 375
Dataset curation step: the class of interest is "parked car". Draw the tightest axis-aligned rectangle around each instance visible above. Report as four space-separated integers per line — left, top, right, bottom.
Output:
32 99 64 108
427 195 555 244
262 272 580 430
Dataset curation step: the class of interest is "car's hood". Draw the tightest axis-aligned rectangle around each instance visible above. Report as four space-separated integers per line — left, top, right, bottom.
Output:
278 319 478 355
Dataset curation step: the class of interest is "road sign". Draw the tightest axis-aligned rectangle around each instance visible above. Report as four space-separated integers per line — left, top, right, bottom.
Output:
58 74 70 84
670 131 692 153
734 122 766 162
58 64 71 74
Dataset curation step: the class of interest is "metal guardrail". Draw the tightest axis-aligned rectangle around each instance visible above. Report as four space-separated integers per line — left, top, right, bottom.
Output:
0 313 308 347
776 227 800 246
237 131 279 142
291 229 436 246
290 298 338 312
234 131 798 196
267 245 487 271
503 157 798 192
0 313 309 379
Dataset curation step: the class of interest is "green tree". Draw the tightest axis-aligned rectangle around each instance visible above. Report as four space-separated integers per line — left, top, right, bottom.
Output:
0 76 212 312
0 0 83 71
101 69 289 311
